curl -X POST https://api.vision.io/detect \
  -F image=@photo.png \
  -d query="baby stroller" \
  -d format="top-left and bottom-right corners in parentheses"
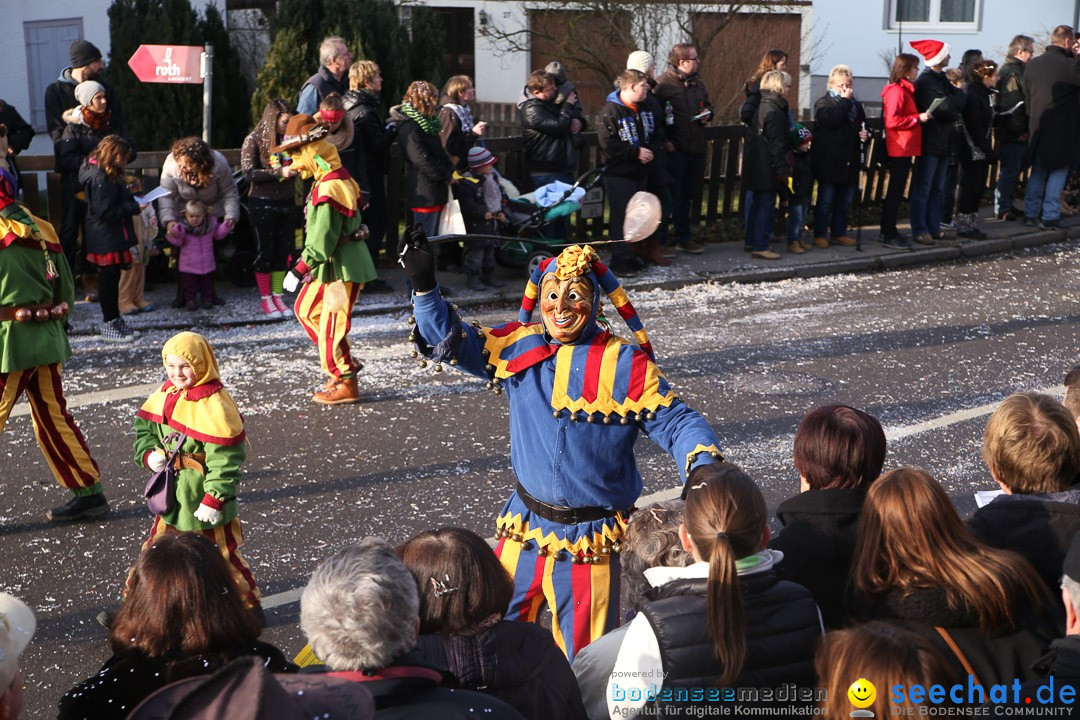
top-left (497, 167), bottom-right (605, 276)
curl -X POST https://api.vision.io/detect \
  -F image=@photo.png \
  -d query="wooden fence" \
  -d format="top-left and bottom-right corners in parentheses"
top-left (15, 118), bottom-right (1007, 244)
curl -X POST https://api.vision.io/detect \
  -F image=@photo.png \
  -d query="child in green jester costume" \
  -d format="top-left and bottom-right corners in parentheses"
top-left (399, 229), bottom-right (725, 660)
top-left (0, 123), bottom-right (107, 521)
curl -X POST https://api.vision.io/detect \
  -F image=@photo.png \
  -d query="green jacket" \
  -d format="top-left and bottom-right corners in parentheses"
top-left (996, 55), bottom-right (1029, 144)
top-left (301, 201), bottom-right (377, 284)
top-left (133, 416), bottom-right (244, 531)
top-left (0, 216), bottom-right (74, 374)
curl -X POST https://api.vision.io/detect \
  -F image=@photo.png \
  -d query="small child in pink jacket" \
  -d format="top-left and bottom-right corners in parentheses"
top-left (166, 200), bottom-right (230, 309)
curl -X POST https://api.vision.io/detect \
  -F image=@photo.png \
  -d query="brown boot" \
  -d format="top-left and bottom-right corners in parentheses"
top-left (312, 378), bottom-right (360, 405)
top-left (641, 237), bottom-right (671, 266)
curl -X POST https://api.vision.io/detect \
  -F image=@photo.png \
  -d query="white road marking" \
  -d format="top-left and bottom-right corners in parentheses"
top-left (8, 382), bottom-right (161, 419)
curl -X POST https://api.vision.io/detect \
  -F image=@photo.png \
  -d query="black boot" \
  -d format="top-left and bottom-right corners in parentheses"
top-left (481, 269), bottom-right (504, 288)
top-left (466, 270), bottom-right (485, 291)
top-left (48, 493), bottom-right (110, 522)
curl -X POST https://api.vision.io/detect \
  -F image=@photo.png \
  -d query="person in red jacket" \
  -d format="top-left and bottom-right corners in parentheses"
top-left (880, 53), bottom-right (931, 249)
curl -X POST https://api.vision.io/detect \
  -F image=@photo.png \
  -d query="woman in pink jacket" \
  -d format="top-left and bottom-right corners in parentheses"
top-left (880, 53), bottom-right (931, 249)
top-left (166, 199), bottom-right (231, 309)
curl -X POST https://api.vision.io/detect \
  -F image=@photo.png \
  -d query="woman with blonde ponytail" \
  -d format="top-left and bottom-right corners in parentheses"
top-left (590, 464), bottom-right (822, 719)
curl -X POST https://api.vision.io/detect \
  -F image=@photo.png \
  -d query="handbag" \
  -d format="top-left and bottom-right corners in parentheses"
top-left (437, 185), bottom-right (466, 236)
top-left (144, 432), bottom-right (185, 516)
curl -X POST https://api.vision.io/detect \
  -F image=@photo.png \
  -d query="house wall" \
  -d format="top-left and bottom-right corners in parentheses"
top-left (809, 0), bottom-right (1067, 109)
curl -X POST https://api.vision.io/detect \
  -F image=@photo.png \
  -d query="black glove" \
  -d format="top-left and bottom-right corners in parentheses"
top-left (397, 223), bottom-right (437, 293)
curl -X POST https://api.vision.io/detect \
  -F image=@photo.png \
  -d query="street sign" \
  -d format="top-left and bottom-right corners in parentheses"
top-left (127, 45), bottom-right (203, 84)
top-left (581, 186), bottom-right (605, 219)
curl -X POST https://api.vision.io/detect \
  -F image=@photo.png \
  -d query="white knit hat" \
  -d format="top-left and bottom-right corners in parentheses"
top-left (626, 50), bottom-right (653, 74)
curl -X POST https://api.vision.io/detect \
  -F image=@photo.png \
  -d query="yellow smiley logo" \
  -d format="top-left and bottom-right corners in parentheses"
top-left (847, 678), bottom-right (876, 709)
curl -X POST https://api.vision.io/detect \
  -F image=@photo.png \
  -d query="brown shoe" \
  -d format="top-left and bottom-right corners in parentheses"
top-left (751, 249), bottom-right (781, 260)
top-left (797, 239), bottom-right (813, 250)
top-left (813, 237), bottom-right (829, 248)
top-left (313, 378), bottom-right (360, 405)
top-left (787, 243), bottom-right (804, 255)
top-left (642, 248), bottom-right (671, 266)
top-left (913, 233), bottom-right (935, 245)
top-left (659, 245), bottom-right (678, 258)
top-left (831, 236), bottom-right (857, 246)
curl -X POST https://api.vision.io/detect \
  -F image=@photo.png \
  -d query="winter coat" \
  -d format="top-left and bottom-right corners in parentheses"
top-left (790, 150), bottom-right (813, 203)
top-left (643, 89), bottom-right (673, 187)
top-left (416, 621), bottom-right (587, 720)
top-left (79, 160), bottom-right (139, 258)
top-left (597, 90), bottom-right (662, 182)
top-left (967, 486), bottom-right (1080, 608)
top-left (55, 108), bottom-right (133, 191)
top-left (344, 89), bottom-right (392, 178)
top-left (166, 216), bottom-right (230, 276)
top-left (57, 640), bottom-right (295, 720)
top-left (769, 487), bottom-right (866, 629)
top-left (517, 89), bottom-right (576, 174)
top-left (867, 586), bottom-right (1058, 687)
top-left (995, 55), bottom-right (1030, 145)
top-left (961, 81), bottom-right (995, 161)
top-left (438, 100), bottom-right (481, 172)
top-left (742, 91), bottom-right (791, 193)
top-left (0, 100), bottom-right (34, 154)
top-left (1020, 636), bottom-right (1080, 708)
top-left (914, 68), bottom-right (965, 157)
top-left (881, 78), bottom-right (922, 158)
top-left (239, 128), bottom-right (297, 203)
top-left (44, 68), bottom-right (127, 146)
top-left (654, 69), bottom-right (714, 154)
top-left (811, 91), bottom-right (867, 185)
top-left (390, 106), bottom-right (454, 209)
top-left (298, 65), bottom-right (346, 115)
top-left (453, 170), bottom-right (506, 240)
top-left (157, 150), bottom-right (240, 226)
top-left (1024, 45), bottom-right (1080, 170)
top-left (738, 80), bottom-right (762, 126)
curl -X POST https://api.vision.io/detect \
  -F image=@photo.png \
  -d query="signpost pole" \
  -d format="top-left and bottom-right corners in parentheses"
top-left (201, 43), bottom-right (214, 143)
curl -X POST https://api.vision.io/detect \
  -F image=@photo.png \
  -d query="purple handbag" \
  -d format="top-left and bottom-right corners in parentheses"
top-left (144, 432), bottom-right (185, 516)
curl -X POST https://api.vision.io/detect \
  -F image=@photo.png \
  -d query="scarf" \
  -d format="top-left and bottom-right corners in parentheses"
top-left (827, 88), bottom-right (859, 123)
top-left (441, 102), bottom-right (474, 134)
top-left (401, 102), bottom-right (442, 135)
top-left (180, 214), bottom-right (211, 237)
top-left (81, 106), bottom-right (112, 133)
top-left (137, 332), bottom-right (245, 446)
top-left (316, 111), bottom-right (355, 153)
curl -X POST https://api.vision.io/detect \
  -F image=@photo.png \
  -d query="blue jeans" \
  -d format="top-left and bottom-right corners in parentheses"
top-left (667, 151), bottom-right (706, 245)
top-left (411, 209), bottom-right (441, 237)
top-left (1024, 159), bottom-right (1068, 222)
top-left (994, 141), bottom-right (1026, 215)
top-left (910, 154), bottom-right (949, 236)
top-left (745, 190), bottom-right (776, 251)
top-left (812, 182), bottom-right (855, 239)
top-left (787, 202), bottom-right (808, 244)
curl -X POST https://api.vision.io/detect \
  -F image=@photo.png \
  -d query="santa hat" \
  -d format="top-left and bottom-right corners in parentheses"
top-left (910, 39), bottom-right (951, 67)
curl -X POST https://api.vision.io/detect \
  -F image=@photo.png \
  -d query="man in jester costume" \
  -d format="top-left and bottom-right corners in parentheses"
top-left (399, 228), bottom-right (724, 660)
top-left (279, 114), bottom-right (377, 405)
top-left (0, 123), bottom-right (107, 521)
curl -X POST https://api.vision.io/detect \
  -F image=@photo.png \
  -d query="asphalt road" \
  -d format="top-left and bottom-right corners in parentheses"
top-left (3, 241), bottom-right (1079, 718)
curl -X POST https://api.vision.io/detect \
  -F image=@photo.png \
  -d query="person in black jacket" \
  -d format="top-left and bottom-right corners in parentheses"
top-left (399, 527), bottom-right (587, 720)
top-left (345, 61), bottom-right (393, 267)
top-left (598, 69), bottom-right (663, 274)
top-left (0, 99), bottom-right (34, 193)
top-left (44, 39), bottom-right (128, 281)
top-left (967, 392), bottom-right (1080, 610)
top-left (518, 70), bottom-right (578, 188)
top-left (810, 65), bottom-right (867, 249)
top-left (438, 75), bottom-right (487, 172)
top-left (78, 135), bottom-right (141, 342)
top-left (770, 404), bottom-right (886, 629)
top-left (741, 70), bottom-right (790, 261)
top-left (55, 81), bottom-right (132, 204)
top-left (909, 39), bottom-right (965, 245)
top-left (955, 60), bottom-right (998, 240)
top-left (993, 35), bottom-right (1034, 220)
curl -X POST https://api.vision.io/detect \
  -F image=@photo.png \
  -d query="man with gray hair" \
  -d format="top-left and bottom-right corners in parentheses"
top-left (297, 36), bottom-right (352, 115)
top-left (299, 538), bottom-right (524, 718)
top-left (993, 34), bottom-right (1033, 221)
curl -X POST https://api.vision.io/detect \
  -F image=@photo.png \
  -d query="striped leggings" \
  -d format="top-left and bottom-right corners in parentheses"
top-left (128, 515), bottom-right (262, 609)
top-left (294, 279), bottom-right (362, 379)
top-left (0, 364), bottom-right (100, 491)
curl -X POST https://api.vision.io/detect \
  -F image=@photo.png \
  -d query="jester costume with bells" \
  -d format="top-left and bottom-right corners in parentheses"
top-left (279, 114), bottom-right (377, 405)
top-left (132, 331), bottom-right (260, 609)
top-left (401, 232), bottom-right (724, 660)
top-left (0, 124), bottom-right (106, 521)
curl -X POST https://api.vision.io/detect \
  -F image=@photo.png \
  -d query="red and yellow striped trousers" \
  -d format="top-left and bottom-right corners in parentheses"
top-left (294, 280), bottom-right (362, 379)
top-left (127, 516), bottom-right (262, 609)
top-left (0, 363), bottom-right (99, 490)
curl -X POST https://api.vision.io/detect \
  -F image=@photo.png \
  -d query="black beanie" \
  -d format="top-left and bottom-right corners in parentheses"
top-left (69, 40), bottom-right (103, 69)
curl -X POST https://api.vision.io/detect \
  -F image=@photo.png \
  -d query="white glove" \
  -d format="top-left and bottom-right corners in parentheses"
top-left (194, 503), bottom-right (223, 525)
top-left (282, 270), bottom-right (302, 293)
top-left (147, 450), bottom-right (168, 472)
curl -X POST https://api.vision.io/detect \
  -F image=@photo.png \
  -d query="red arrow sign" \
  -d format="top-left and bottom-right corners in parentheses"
top-left (127, 45), bottom-right (203, 84)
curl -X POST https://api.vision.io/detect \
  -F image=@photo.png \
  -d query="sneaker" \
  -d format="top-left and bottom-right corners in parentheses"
top-left (880, 236), bottom-right (911, 250)
top-left (362, 278), bottom-right (394, 294)
top-left (1039, 218), bottom-right (1064, 230)
top-left (1022, 216), bottom-right (1038, 228)
top-left (260, 296), bottom-right (283, 318)
top-left (939, 220), bottom-right (956, 230)
top-left (750, 249), bottom-right (781, 260)
top-left (831, 236), bottom-right (857, 247)
top-left (47, 493), bottom-right (109, 522)
top-left (100, 319), bottom-right (135, 343)
top-left (116, 318), bottom-right (142, 339)
top-left (676, 240), bottom-right (705, 254)
top-left (271, 294), bottom-right (293, 317)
